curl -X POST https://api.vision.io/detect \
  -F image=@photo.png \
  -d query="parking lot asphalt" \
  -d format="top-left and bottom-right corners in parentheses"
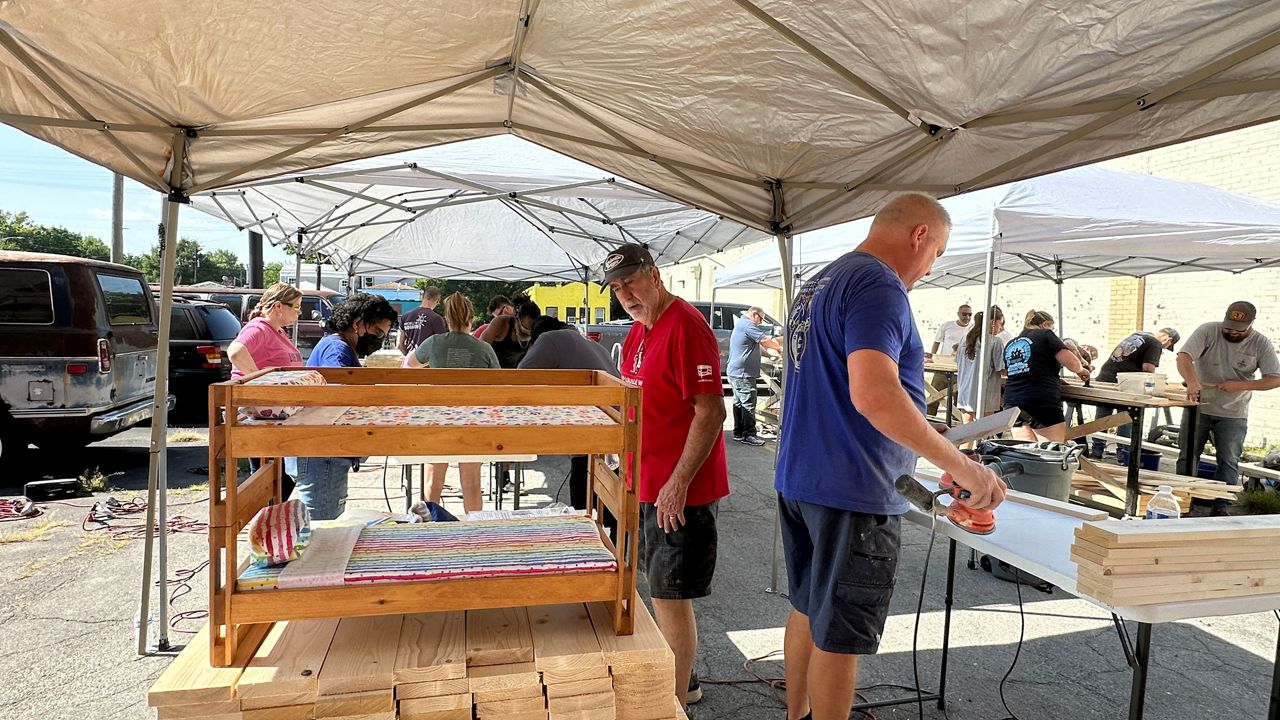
top-left (1, 405), bottom-right (1277, 719)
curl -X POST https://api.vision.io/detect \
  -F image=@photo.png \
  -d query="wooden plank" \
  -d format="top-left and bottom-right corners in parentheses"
top-left (240, 705), bottom-right (315, 720)
top-left (240, 691), bottom-right (318, 710)
top-left (234, 383), bottom-right (624, 408)
top-left (318, 615), bottom-right (404, 695)
top-left (489, 712), bottom-right (551, 720)
top-left (1002, 488), bottom-right (1109, 520)
top-left (1079, 573), bottom-right (1280, 605)
top-left (1099, 557), bottom-right (1280, 576)
top-left (237, 619), bottom-right (339, 699)
top-left (148, 624), bottom-right (246, 707)
top-left (400, 693), bottom-right (472, 715)
top-left (529, 604), bottom-right (607, 673)
top-left (546, 676), bottom-right (615, 698)
top-left (1063, 411), bottom-right (1133, 441)
top-left (155, 698), bottom-right (240, 719)
top-left (395, 611), bottom-right (467, 683)
top-left (231, 573), bottom-right (618, 625)
top-left (542, 664), bottom-right (611, 684)
top-left (940, 407), bottom-right (1018, 447)
top-left (231, 425), bottom-right (623, 463)
top-left (476, 694), bottom-right (549, 715)
top-left (549, 706), bottom-right (618, 720)
top-left (1078, 515), bottom-right (1280, 546)
top-left (315, 688), bottom-right (394, 718)
top-left (468, 607), bottom-right (536, 667)
top-left (467, 662), bottom-right (542, 693)
top-left (547, 691), bottom-right (615, 712)
top-left (304, 367), bottom-right (601, 387)
top-left (474, 682), bottom-right (546, 703)
top-left (396, 678), bottom-right (470, 699)
top-left (1072, 527), bottom-right (1276, 552)
top-left (1080, 567), bottom-right (1280, 591)
top-left (1076, 457), bottom-right (1129, 501)
top-left (400, 706), bottom-right (472, 720)
top-left (587, 598), bottom-right (672, 667)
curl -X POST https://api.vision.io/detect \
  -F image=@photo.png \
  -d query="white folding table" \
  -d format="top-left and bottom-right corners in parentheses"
top-left (904, 474), bottom-right (1280, 719)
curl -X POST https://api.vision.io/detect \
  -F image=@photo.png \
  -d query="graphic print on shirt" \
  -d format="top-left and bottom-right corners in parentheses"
top-left (1004, 337), bottom-right (1033, 377)
top-left (1110, 333), bottom-right (1144, 362)
top-left (787, 276), bottom-right (831, 371)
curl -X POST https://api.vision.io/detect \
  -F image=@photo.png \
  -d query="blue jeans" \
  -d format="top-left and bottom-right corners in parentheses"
top-left (295, 457), bottom-right (352, 520)
top-left (728, 376), bottom-right (757, 438)
top-left (1177, 413), bottom-right (1247, 506)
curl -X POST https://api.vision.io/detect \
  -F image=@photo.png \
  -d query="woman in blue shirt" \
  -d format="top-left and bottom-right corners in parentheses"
top-left (298, 293), bottom-right (398, 519)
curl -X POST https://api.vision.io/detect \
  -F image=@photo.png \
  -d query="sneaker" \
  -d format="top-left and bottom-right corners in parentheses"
top-left (731, 434), bottom-right (744, 442)
top-left (686, 672), bottom-right (703, 705)
top-left (741, 435), bottom-right (766, 446)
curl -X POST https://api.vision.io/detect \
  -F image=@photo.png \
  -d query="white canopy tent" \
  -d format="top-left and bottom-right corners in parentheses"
top-left (189, 136), bottom-right (767, 284)
top-left (716, 166), bottom-right (1280, 294)
top-left (5, 2), bottom-right (1280, 653)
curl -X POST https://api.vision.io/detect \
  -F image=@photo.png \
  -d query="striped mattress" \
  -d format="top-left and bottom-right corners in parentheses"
top-left (237, 515), bottom-right (617, 591)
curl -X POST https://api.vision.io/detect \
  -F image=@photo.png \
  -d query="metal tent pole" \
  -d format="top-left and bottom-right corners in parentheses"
top-left (138, 135), bottom-right (186, 654)
top-left (767, 232), bottom-right (795, 595)
top-left (974, 247), bottom-right (997, 417)
top-left (292, 233), bottom-right (304, 344)
top-left (1055, 256), bottom-right (1065, 337)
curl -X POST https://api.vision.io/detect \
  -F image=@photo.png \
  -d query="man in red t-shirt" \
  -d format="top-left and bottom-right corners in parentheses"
top-left (604, 243), bottom-right (728, 709)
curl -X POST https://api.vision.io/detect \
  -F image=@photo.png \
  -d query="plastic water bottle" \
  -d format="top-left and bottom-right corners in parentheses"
top-left (1144, 485), bottom-right (1181, 520)
top-left (1143, 378), bottom-right (1156, 395)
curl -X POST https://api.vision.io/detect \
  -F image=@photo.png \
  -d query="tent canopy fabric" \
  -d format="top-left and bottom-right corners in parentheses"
top-left (4, 3), bottom-right (1280, 235)
top-left (188, 136), bottom-right (767, 282)
top-left (714, 166), bottom-right (1280, 291)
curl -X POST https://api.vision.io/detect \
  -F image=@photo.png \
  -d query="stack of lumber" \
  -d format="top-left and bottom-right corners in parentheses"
top-left (1072, 515), bottom-right (1280, 605)
top-left (1070, 456), bottom-right (1239, 516)
top-left (148, 594), bottom-right (680, 720)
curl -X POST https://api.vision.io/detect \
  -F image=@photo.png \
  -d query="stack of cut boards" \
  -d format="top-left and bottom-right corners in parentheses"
top-left (148, 595), bottom-right (687, 720)
top-left (1069, 457), bottom-right (1239, 517)
top-left (1072, 515), bottom-right (1280, 605)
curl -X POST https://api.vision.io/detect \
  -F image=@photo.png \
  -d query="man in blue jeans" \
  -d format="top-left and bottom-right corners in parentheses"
top-left (728, 306), bottom-right (782, 446)
top-left (1176, 301), bottom-right (1280, 515)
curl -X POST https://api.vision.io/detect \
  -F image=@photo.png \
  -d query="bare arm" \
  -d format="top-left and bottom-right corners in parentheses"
top-left (479, 316), bottom-right (509, 343)
top-left (227, 341), bottom-right (258, 376)
top-left (1141, 362), bottom-right (1157, 373)
top-left (404, 352), bottom-right (426, 368)
top-left (653, 392), bottom-right (728, 532)
top-left (1219, 375), bottom-right (1280, 393)
top-left (1177, 352), bottom-right (1201, 401)
top-left (396, 331), bottom-right (408, 355)
top-left (848, 350), bottom-right (1005, 509)
top-left (761, 336), bottom-right (782, 353)
top-left (1055, 348), bottom-right (1089, 381)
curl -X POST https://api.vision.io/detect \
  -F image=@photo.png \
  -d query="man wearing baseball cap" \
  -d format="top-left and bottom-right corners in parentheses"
top-left (1176, 301), bottom-right (1280, 514)
top-left (602, 243), bottom-right (728, 709)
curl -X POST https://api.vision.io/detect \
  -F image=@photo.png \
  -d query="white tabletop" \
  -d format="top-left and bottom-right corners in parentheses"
top-left (907, 471), bottom-right (1280, 624)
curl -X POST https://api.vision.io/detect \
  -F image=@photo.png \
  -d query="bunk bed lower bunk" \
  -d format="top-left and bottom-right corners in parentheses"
top-left (207, 367), bottom-right (640, 667)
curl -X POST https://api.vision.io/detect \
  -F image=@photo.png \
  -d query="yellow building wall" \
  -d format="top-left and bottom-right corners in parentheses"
top-left (526, 281), bottom-right (612, 323)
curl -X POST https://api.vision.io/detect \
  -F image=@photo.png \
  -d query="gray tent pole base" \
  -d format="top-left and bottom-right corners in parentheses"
top-left (138, 192), bottom-right (181, 655)
top-left (766, 232), bottom-right (794, 596)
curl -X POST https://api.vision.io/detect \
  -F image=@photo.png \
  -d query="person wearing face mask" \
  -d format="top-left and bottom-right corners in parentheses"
top-left (1176, 301), bottom-right (1280, 514)
top-left (298, 292), bottom-right (398, 519)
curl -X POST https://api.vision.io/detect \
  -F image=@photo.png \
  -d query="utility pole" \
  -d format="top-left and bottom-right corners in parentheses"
top-left (111, 174), bottom-right (124, 263)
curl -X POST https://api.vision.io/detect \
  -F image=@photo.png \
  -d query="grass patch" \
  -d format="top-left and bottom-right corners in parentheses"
top-left (0, 519), bottom-right (68, 544)
top-left (1239, 489), bottom-right (1280, 515)
top-left (168, 430), bottom-right (205, 443)
top-left (172, 482), bottom-right (209, 496)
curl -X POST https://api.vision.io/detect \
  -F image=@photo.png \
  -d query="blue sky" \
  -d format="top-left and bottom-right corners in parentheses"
top-left (0, 124), bottom-right (288, 263)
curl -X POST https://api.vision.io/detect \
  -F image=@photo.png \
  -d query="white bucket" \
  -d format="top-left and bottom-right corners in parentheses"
top-left (1116, 372), bottom-right (1166, 396)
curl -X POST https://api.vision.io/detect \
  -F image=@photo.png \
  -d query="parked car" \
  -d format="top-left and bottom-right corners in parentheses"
top-left (585, 300), bottom-right (783, 390)
top-left (165, 297), bottom-right (240, 417)
top-left (161, 285), bottom-right (345, 359)
top-left (0, 251), bottom-right (174, 464)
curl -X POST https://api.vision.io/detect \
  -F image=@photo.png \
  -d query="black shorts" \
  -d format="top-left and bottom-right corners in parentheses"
top-left (1007, 402), bottom-right (1065, 429)
top-left (639, 501), bottom-right (718, 600)
top-left (778, 495), bottom-right (901, 654)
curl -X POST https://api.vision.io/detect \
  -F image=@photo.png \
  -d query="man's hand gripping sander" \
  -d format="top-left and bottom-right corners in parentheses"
top-left (896, 451), bottom-right (1023, 535)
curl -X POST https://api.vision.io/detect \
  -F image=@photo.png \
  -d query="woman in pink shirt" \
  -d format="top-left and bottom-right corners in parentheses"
top-left (226, 283), bottom-right (304, 499)
top-left (228, 283), bottom-right (304, 377)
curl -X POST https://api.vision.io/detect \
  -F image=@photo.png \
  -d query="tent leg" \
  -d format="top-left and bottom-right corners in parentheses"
top-left (292, 236), bottom-right (304, 344)
top-left (974, 248), bottom-right (997, 417)
top-left (138, 192), bottom-right (182, 654)
top-left (767, 233), bottom-right (794, 596)
top-left (1055, 257), bottom-right (1065, 338)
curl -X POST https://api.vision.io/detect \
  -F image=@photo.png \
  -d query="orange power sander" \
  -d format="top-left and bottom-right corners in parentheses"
top-left (896, 453), bottom-right (1017, 535)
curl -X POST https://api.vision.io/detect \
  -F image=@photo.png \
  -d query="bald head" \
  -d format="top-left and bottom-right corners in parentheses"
top-left (869, 193), bottom-right (951, 237)
top-left (858, 193), bottom-right (952, 289)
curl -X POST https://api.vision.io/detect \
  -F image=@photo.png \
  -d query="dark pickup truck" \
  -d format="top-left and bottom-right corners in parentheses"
top-left (585, 300), bottom-right (783, 388)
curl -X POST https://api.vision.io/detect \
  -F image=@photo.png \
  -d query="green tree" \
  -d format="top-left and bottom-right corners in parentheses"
top-left (123, 237), bottom-right (246, 286)
top-left (0, 210), bottom-right (110, 261)
top-left (263, 261), bottom-right (282, 286)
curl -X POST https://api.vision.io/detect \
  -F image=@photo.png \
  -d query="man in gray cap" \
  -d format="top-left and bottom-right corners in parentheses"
top-left (1176, 301), bottom-right (1280, 513)
top-left (602, 243), bottom-right (728, 709)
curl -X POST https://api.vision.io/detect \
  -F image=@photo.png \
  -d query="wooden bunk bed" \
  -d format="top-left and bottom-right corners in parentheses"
top-left (207, 367), bottom-right (640, 667)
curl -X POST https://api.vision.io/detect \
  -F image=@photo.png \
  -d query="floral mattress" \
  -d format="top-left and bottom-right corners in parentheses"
top-left (237, 515), bottom-right (616, 591)
top-left (237, 404), bottom-right (615, 426)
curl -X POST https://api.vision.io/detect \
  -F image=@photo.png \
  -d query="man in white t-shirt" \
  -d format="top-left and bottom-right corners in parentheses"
top-left (925, 304), bottom-right (971, 415)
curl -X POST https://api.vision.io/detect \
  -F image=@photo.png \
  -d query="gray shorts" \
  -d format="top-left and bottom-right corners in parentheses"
top-left (778, 494), bottom-right (901, 654)
top-left (639, 501), bottom-right (718, 600)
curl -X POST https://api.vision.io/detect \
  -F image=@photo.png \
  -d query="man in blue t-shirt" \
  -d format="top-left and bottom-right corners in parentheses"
top-left (727, 306), bottom-right (781, 446)
top-left (775, 193), bottom-right (1006, 720)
